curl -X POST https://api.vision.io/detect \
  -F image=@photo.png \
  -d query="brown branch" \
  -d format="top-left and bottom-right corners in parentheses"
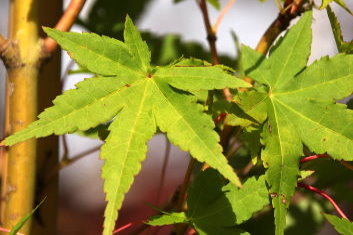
top-left (340, 160), bottom-right (353, 171)
top-left (43, 0), bottom-right (86, 53)
top-left (156, 137), bottom-right (172, 205)
top-left (198, 0), bottom-right (220, 65)
top-left (255, 0), bottom-right (305, 54)
top-left (177, 158), bottom-right (196, 212)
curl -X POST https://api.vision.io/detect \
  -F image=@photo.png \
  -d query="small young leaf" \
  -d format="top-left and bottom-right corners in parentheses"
top-left (147, 212), bottom-right (188, 226)
top-left (10, 198), bottom-right (46, 235)
top-left (323, 214), bottom-right (353, 235)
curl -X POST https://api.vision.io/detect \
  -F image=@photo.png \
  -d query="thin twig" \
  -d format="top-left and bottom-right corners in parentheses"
top-left (156, 136), bottom-right (172, 205)
top-left (0, 34), bottom-right (7, 49)
top-left (113, 220), bottom-right (146, 234)
top-left (45, 145), bottom-right (100, 183)
top-left (297, 183), bottom-right (350, 221)
top-left (43, 0), bottom-right (87, 53)
top-left (197, 0), bottom-right (220, 64)
top-left (177, 158), bottom-right (195, 212)
top-left (299, 154), bottom-right (353, 171)
top-left (213, 0), bottom-right (237, 33)
top-left (275, 0), bottom-right (283, 11)
top-left (175, 158), bottom-right (195, 235)
top-left (61, 59), bottom-right (76, 84)
top-left (61, 135), bottom-right (70, 162)
top-left (340, 160), bottom-right (353, 171)
top-left (0, 226), bottom-right (24, 235)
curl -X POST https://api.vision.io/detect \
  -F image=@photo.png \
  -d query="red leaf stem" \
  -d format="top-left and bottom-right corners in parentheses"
top-left (113, 220), bottom-right (146, 234)
top-left (214, 113), bottom-right (227, 125)
top-left (300, 154), bottom-right (329, 164)
top-left (297, 183), bottom-right (350, 221)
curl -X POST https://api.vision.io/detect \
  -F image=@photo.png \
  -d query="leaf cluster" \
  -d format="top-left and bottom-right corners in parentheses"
top-left (3, 2), bottom-right (353, 235)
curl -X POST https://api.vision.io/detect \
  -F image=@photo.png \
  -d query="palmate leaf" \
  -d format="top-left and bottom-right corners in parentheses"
top-left (324, 214), bottom-right (353, 235)
top-left (242, 10), bottom-right (353, 234)
top-left (2, 16), bottom-right (250, 235)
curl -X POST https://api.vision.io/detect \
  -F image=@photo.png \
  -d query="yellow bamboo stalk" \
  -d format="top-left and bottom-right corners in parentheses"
top-left (1, 0), bottom-right (41, 233)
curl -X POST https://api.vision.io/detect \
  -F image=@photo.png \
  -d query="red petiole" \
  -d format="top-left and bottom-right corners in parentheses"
top-left (297, 183), bottom-right (350, 221)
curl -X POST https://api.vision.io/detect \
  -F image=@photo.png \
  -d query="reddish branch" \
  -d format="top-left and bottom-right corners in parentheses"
top-left (213, 0), bottom-right (237, 33)
top-left (43, 0), bottom-right (86, 53)
top-left (340, 160), bottom-right (353, 171)
top-left (0, 226), bottom-right (24, 235)
top-left (214, 113), bottom-right (227, 125)
top-left (297, 183), bottom-right (350, 221)
top-left (113, 220), bottom-right (146, 234)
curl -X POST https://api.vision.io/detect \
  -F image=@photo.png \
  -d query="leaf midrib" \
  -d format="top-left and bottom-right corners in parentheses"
top-left (271, 17), bottom-right (308, 89)
top-left (268, 97), bottom-right (287, 235)
top-left (104, 81), bottom-right (151, 232)
top-left (152, 81), bottom-right (228, 174)
top-left (274, 97), bottom-right (353, 143)
top-left (274, 73), bottom-right (353, 97)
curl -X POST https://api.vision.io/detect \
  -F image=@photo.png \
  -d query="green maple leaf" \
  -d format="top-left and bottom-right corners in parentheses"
top-left (324, 214), bottom-right (353, 235)
top-left (242, 10), bottom-right (353, 234)
top-left (2, 16), bottom-right (249, 235)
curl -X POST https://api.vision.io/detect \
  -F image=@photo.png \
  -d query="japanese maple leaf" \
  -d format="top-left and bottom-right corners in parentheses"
top-left (242, 11), bottom-right (353, 234)
top-left (2, 16), bottom-right (250, 235)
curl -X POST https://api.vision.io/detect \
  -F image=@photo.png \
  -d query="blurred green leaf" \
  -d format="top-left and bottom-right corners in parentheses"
top-left (324, 214), bottom-right (353, 235)
top-left (78, 0), bottom-right (153, 37)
